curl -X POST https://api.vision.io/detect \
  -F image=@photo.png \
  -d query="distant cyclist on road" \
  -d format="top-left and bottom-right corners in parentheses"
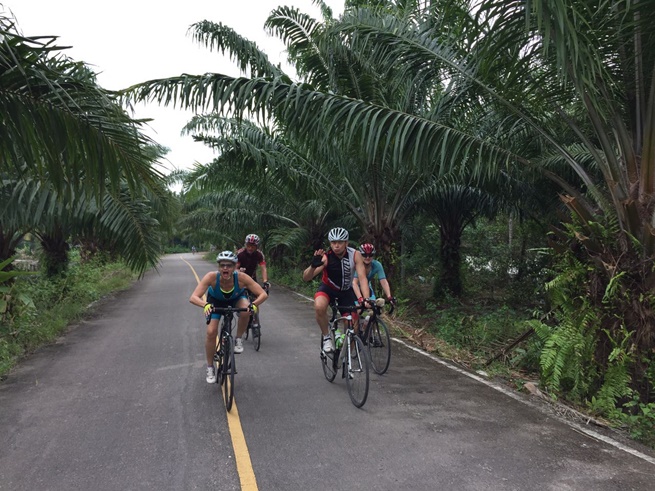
top-left (236, 234), bottom-right (270, 329)
top-left (302, 227), bottom-right (370, 353)
top-left (236, 234), bottom-right (269, 288)
top-left (189, 250), bottom-right (268, 383)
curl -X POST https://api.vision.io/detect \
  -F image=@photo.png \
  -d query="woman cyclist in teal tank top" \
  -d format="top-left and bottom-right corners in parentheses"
top-left (189, 251), bottom-right (268, 384)
top-left (207, 270), bottom-right (248, 320)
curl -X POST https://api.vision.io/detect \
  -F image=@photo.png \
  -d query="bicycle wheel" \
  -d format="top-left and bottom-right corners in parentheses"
top-left (367, 318), bottom-right (391, 375)
top-left (346, 335), bottom-right (370, 408)
top-left (253, 322), bottom-right (261, 351)
top-left (222, 336), bottom-right (236, 411)
top-left (321, 333), bottom-right (337, 382)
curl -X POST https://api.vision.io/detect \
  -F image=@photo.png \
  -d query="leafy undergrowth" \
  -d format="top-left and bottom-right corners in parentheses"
top-left (388, 299), bottom-right (655, 449)
top-left (0, 256), bottom-right (136, 378)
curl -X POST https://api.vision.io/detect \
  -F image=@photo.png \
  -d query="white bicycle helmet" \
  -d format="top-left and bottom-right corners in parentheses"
top-left (216, 250), bottom-right (238, 263)
top-left (328, 227), bottom-right (349, 241)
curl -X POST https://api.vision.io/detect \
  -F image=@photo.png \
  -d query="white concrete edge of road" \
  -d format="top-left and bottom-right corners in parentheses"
top-left (291, 291), bottom-right (655, 467)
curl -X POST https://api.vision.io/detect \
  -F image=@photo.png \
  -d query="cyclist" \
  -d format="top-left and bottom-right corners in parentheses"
top-left (236, 234), bottom-right (269, 287)
top-left (353, 243), bottom-right (396, 304)
top-left (302, 227), bottom-right (370, 353)
top-left (191, 245), bottom-right (197, 255)
top-left (236, 234), bottom-right (270, 328)
top-left (189, 250), bottom-right (268, 383)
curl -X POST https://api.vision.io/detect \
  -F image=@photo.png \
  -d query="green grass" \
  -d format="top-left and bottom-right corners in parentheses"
top-left (268, 265), bottom-right (316, 297)
top-left (0, 257), bottom-right (136, 377)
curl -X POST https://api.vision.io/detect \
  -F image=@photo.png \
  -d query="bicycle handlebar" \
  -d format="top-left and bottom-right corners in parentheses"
top-left (330, 298), bottom-right (394, 314)
top-left (210, 306), bottom-right (251, 314)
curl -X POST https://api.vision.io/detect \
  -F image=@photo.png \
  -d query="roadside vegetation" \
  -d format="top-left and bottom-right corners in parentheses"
top-left (0, 248), bottom-right (135, 376)
top-left (3, 1), bottom-right (655, 449)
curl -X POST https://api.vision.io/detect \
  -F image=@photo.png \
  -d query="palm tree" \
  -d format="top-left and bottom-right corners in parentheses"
top-left (1, 175), bottom-right (167, 276)
top-left (1, 14), bottom-right (175, 276)
top-left (418, 179), bottom-right (500, 297)
top-left (125, 1), bottom-right (655, 404)
top-left (179, 116), bottom-right (354, 254)
top-left (128, 4), bottom-right (459, 279)
top-left (1, 14), bottom-right (163, 196)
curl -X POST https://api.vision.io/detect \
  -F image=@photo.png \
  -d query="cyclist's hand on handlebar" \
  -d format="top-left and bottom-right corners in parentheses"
top-left (203, 303), bottom-right (213, 324)
top-left (249, 304), bottom-right (259, 314)
top-left (387, 295), bottom-right (396, 305)
top-left (263, 281), bottom-right (271, 291)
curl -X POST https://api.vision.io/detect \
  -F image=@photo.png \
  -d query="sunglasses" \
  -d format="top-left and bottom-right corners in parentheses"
top-left (218, 263), bottom-right (235, 269)
top-left (362, 254), bottom-right (374, 258)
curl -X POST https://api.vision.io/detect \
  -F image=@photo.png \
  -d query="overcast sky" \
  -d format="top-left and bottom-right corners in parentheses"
top-left (6, 0), bottom-right (344, 174)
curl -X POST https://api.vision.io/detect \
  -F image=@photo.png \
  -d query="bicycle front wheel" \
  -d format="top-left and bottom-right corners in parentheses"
top-left (367, 318), bottom-right (391, 375)
top-left (321, 332), bottom-right (337, 382)
top-left (346, 335), bottom-right (369, 408)
top-left (222, 336), bottom-right (236, 411)
top-left (253, 324), bottom-right (261, 351)
top-left (252, 312), bottom-right (261, 351)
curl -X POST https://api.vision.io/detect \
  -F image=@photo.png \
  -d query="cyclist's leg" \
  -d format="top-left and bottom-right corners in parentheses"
top-left (337, 288), bottom-right (360, 331)
top-left (205, 316), bottom-right (221, 366)
top-left (359, 291), bottom-right (375, 333)
top-left (235, 296), bottom-right (251, 339)
top-left (315, 286), bottom-right (334, 352)
top-left (314, 288), bottom-right (331, 336)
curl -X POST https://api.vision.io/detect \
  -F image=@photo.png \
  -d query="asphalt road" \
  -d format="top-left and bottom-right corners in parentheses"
top-left (1, 253), bottom-right (654, 490)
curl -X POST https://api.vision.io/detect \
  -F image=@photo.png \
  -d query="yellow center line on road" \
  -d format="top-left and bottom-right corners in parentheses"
top-left (182, 256), bottom-right (259, 490)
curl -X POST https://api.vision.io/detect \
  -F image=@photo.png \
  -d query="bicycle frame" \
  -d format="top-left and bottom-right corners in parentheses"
top-left (211, 305), bottom-right (249, 411)
top-left (361, 298), bottom-right (394, 339)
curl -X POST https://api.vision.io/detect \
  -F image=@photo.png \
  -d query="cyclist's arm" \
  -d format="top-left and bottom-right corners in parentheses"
top-left (189, 271), bottom-right (216, 308)
top-left (379, 278), bottom-right (392, 299)
top-left (259, 262), bottom-right (269, 283)
top-left (354, 251), bottom-right (371, 299)
top-left (352, 277), bottom-right (365, 302)
top-left (302, 250), bottom-right (325, 281)
top-left (238, 272), bottom-right (268, 306)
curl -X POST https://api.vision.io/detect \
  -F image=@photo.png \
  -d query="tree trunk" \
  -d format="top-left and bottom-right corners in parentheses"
top-left (370, 224), bottom-right (400, 290)
top-left (38, 229), bottom-right (70, 277)
top-left (438, 220), bottom-right (463, 297)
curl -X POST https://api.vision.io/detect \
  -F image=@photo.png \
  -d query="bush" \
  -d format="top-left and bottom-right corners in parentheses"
top-left (0, 256), bottom-right (135, 377)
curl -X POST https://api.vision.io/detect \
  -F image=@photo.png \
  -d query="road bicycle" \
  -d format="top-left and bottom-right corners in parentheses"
top-left (210, 305), bottom-right (250, 411)
top-left (320, 302), bottom-right (371, 408)
top-left (243, 283), bottom-right (269, 351)
top-left (359, 298), bottom-right (394, 375)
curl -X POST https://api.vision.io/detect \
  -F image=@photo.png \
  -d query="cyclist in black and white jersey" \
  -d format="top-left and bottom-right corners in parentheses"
top-left (302, 227), bottom-right (370, 352)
